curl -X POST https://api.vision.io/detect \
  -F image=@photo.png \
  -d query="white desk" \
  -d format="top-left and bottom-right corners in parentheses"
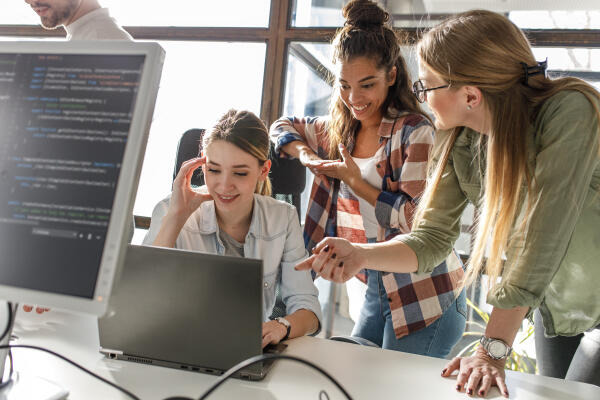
top-left (11, 311), bottom-right (600, 400)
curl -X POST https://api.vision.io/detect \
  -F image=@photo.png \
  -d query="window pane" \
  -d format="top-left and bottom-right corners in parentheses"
top-left (292, 0), bottom-right (347, 27)
top-left (533, 47), bottom-right (600, 90)
top-left (102, 0), bottom-right (271, 27)
top-left (1, 1), bottom-right (271, 27)
top-left (134, 41), bottom-right (266, 217)
top-left (291, 0), bottom-right (600, 29)
top-left (282, 42), bottom-right (333, 220)
top-left (284, 43), bottom-right (333, 117)
top-left (510, 10), bottom-right (600, 29)
top-left (0, 3), bottom-right (40, 25)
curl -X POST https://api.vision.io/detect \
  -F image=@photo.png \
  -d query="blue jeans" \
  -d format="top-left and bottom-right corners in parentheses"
top-left (351, 269), bottom-right (467, 358)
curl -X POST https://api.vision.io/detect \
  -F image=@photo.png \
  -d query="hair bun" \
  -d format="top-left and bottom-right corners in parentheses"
top-left (343, 0), bottom-right (389, 29)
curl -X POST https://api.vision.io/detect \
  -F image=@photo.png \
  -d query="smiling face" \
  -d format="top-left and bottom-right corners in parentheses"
top-left (202, 140), bottom-right (270, 218)
top-left (25, 0), bottom-right (81, 29)
top-left (337, 56), bottom-right (396, 128)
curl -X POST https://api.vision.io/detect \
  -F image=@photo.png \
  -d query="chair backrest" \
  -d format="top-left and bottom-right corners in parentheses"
top-left (173, 128), bottom-right (205, 187)
top-left (268, 142), bottom-right (306, 221)
top-left (173, 129), bottom-right (306, 220)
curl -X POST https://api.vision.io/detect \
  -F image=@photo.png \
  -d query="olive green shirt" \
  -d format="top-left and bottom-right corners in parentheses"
top-left (395, 90), bottom-right (600, 336)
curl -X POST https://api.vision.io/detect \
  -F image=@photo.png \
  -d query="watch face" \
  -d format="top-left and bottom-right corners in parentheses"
top-left (489, 341), bottom-right (507, 358)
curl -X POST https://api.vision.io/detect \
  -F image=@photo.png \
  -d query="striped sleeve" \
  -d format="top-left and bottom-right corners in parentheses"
top-left (375, 115), bottom-right (434, 233)
top-left (269, 116), bottom-right (328, 158)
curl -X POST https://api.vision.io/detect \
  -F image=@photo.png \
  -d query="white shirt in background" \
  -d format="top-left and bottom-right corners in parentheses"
top-left (346, 146), bottom-right (385, 322)
top-left (65, 8), bottom-right (132, 41)
top-left (349, 146), bottom-right (385, 240)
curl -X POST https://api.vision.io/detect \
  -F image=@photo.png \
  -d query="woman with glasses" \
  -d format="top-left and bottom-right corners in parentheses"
top-left (298, 9), bottom-right (600, 397)
top-left (270, 0), bottom-right (466, 357)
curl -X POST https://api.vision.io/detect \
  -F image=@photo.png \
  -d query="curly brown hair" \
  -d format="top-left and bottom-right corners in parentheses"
top-left (327, 0), bottom-right (425, 159)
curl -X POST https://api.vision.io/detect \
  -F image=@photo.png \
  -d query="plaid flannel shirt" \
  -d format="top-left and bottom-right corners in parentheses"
top-left (270, 111), bottom-right (464, 339)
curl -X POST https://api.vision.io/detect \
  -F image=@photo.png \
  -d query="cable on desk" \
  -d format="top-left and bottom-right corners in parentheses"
top-left (0, 299), bottom-right (138, 398)
top-left (0, 347), bottom-right (13, 390)
top-left (0, 344), bottom-right (141, 400)
top-left (195, 353), bottom-right (353, 400)
top-left (0, 302), bottom-right (13, 343)
top-left (0, 302), bottom-right (14, 389)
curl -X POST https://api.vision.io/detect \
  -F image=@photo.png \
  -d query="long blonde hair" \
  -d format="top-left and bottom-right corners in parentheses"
top-left (202, 109), bottom-right (272, 196)
top-left (327, 0), bottom-right (425, 160)
top-left (415, 10), bottom-right (600, 286)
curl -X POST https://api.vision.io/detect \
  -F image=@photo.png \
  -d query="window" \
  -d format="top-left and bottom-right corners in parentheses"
top-left (291, 0), bottom-right (348, 27)
top-left (510, 10), bottom-right (600, 29)
top-left (134, 41), bottom-right (266, 218)
top-left (2, 0), bottom-right (599, 247)
top-left (535, 47), bottom-right (600, 91)
top-left (2, 0), bottom-right (600, 346)
top-left (2, 1), bottom-right (271, 27)
top-left (282, 42), bottom-right (333, 219)
top-left (101, 0), bottom-right (271, 27)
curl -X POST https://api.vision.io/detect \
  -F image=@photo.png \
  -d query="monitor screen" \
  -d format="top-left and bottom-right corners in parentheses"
top-left (0, 41), bottom-right (164, 315)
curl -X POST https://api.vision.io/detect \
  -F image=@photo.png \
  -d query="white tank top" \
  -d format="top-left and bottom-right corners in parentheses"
top-left (349, 146), bottom-right (384, 240)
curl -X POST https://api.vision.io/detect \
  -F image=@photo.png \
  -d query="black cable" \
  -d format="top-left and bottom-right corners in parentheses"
top-left (0, 303), bottom-right (139, 398)
top-left (0, 350), bottom-right (13, 390)
top-left (1, 305), bottom-right (346, 400)
top-left (0, 302), bottom-right (14, 389)
top-left (0, 302), bottom-right (12, 343)
top-left (0, 302), bottom-right (139, 398)
top-left (0, 344), bottom-right (140, 400)
top-left (196, 353), bottom-right (353, 400)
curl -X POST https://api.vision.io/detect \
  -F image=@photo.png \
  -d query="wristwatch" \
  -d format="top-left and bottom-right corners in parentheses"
top-left (479, 336), bottom-right (512, 360)
top-left (274, 317), bottom-right (291, 341)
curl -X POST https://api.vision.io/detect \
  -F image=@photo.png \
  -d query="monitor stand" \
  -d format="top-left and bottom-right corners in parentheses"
top-left (0, 303), bottom-right (68, 400)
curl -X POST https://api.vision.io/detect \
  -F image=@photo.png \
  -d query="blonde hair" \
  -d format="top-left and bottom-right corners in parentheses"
top-left (202, 109), bottom-right (272, 196)
top-left (328, 0), bottom-right (426, 160)
top-left (415, 10), bottom-right (600, 286)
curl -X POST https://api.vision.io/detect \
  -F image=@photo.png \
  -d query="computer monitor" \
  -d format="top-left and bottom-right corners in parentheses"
top-left (0, 41), bottom-right (164, 316)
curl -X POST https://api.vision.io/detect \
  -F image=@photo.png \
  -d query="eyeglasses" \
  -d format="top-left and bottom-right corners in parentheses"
top-left (412, 80), bottom-right (450, 103)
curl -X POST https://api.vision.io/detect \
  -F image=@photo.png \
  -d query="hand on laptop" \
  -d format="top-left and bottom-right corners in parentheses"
top-left (262, 320), bottom-right (288, 348)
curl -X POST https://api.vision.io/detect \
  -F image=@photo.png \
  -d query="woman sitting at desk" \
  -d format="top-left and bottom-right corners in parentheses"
top-left (144, 109), bottom-right (321, 348)
top-left (297, 9), bottom-right (600, 397)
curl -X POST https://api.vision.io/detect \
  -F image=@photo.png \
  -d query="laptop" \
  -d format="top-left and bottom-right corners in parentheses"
top-left (98, 244), bottom-right (285, 380)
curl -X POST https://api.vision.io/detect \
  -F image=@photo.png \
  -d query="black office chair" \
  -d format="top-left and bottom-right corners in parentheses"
top-left (268, 142), bottom-right (306, 221)
top-left (173, 128), bottom-right (205, 187)
top-left (172, 129), bottom-right (307, 320)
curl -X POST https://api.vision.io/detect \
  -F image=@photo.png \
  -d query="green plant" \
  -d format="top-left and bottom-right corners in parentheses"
top-left (458, 298), bottom-right (537, 374)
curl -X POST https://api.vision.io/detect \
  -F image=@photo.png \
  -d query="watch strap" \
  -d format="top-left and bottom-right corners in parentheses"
top-left (275, 317), bottom-right (291, 341)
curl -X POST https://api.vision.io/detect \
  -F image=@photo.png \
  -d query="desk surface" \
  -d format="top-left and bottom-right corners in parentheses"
top-left (11, 310), bottom-right (600, 400)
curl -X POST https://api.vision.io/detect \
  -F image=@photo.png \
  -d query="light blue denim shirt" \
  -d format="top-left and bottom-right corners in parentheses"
top-left (143, 194), bottom-right (322, 329)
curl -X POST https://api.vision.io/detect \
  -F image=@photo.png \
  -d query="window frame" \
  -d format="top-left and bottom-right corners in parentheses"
top-left (1, 0), bottom-right (599, 229)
